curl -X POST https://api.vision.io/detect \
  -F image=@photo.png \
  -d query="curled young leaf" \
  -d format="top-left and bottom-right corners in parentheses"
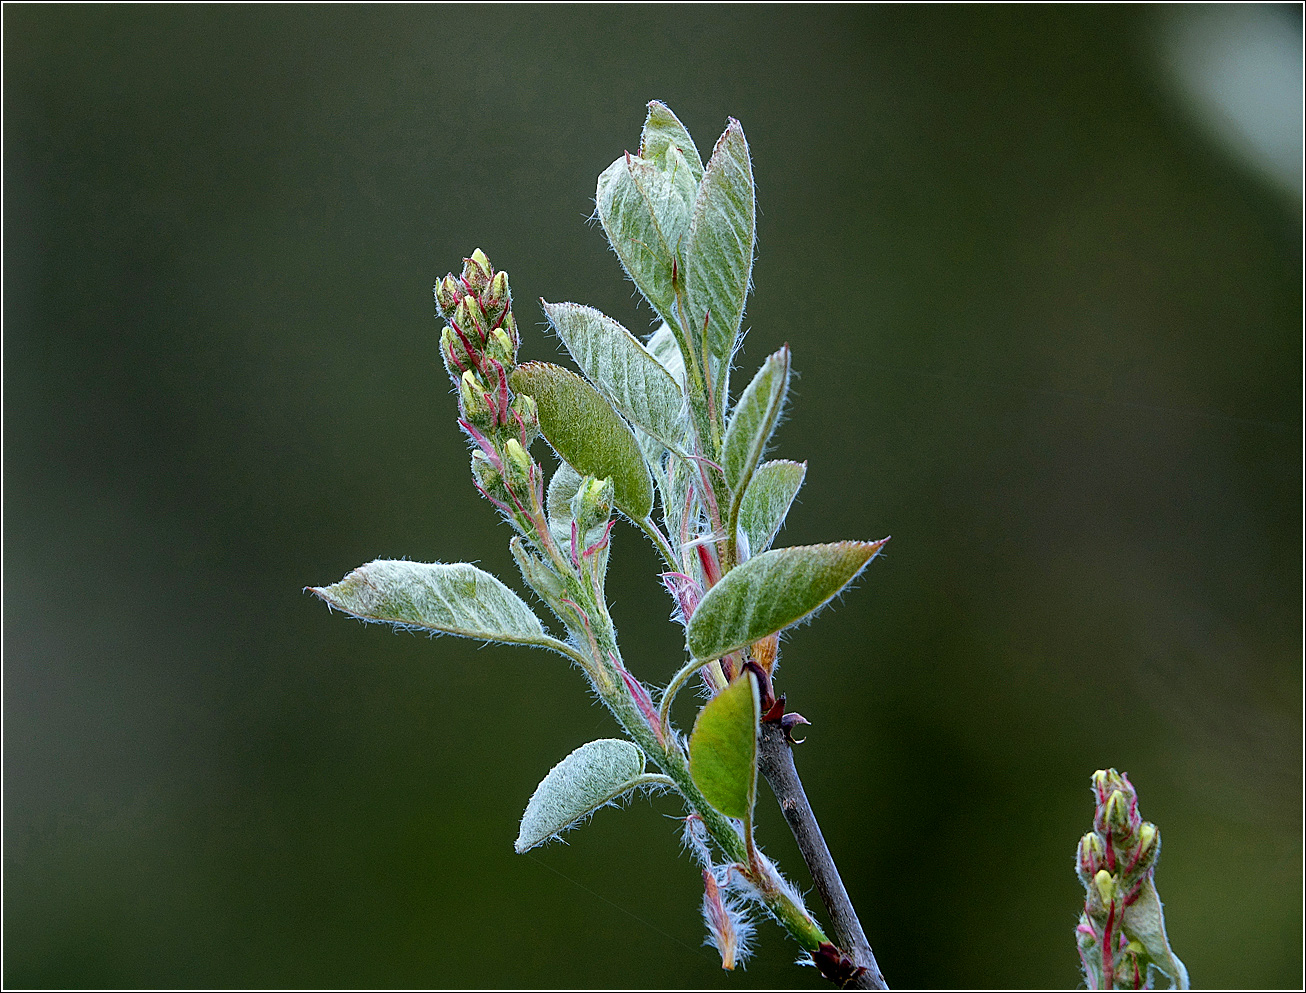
top-left (722, 346), bottom-right (790, 494)
top-left (510, 361), bottom-right (654, 520)
top-left (542, 301), bottom-right (686, 450)
top-left (738, 459), bottom-right (806, 555)
top-left (687, 540), bottom-right (888, 662)
top-left (684, 119), bottom-right (755, 381)
top-left (515, 739), bottom-right (650, 853)
top-left (688, 672), bottom-right (760, 821)
top-left (1122, 876), bottom-right (1190, 989)
top-left (310, 559), bottom-right (562, 652)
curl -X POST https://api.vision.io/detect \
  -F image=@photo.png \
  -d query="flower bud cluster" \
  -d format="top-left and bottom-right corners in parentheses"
top-left (1075, 769), bottom-right (1163, 990)
top-left (435, 251), bottom-right (541, 517)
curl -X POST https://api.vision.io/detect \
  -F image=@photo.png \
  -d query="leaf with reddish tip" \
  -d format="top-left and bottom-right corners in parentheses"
top-left (310, 559), bottom-right (569, 655)
top-left (689, 672), bottom-right (760, 821)
top-left (510, 362), bottom-right (654, 520)
top-left (687, 541), bottom-right (888, 662)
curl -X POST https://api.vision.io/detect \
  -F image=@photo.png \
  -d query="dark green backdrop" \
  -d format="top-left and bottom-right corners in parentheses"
top-left (5, 5), bottom-right (1301, 989)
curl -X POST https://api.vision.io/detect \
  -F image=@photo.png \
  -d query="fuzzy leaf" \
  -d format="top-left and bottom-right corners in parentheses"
top-left (511, 362), bottom-right (654, 520)
top-left (721, 346), bottom-right (790, 493)
top-left (683, 119), bottom-right (755, 373)
top-left (687, 541), bottom-right (888, 661)
top-left (546, 461), bottom-right (584, 530)
top-left (311, 559), bottom-right (558, 651)
top-left (688, 672), bottom-right (760, 820)
top-left (1122, 877), bottom-right (1189, 989)
top-left (738, 460), bottom-right (806, 555)
top-left (640, 100), bottom-right (704, 179)
top-left (542, 301), bottom-right (686, 450)
top-left (515, 739), bottom-right (647, 853)
top-left (595, 149), bottom-right (698, 327)
top-left (646, 321), bottom-right (688, 391)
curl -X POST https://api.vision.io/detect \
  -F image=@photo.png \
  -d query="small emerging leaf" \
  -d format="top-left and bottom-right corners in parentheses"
top-left (311, 559), bottom-right (556, 651)
top-left (515, 739), bottom-right (647, 853)
top-left (640, 100), bottom-right (704, 179)
top-left (722, 346), bottom-right (790, 493)
top-left (688, 672), bottom-right (760, 820)
top-left (511, 362), bottom-right (654, 520)
top-left (546, 461), bottom-right (584, 532)
top-left (684, 119), bottom-right (755, 380)
top-left (738, 460), bottom-right (806, 555)
top-left (687, 541), bottom-right (887, 661)
top-left (646, 321), bottom-right (688, 391)
top-left (542, 301), bottom-right (686, 450)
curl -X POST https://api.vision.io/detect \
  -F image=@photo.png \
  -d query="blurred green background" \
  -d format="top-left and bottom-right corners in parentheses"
top-left (5, 5), bottom-right (1301, 988)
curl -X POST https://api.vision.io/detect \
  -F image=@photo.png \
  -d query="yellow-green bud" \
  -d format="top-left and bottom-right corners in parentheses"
top-left (435, 273), bottom-right (462, 317)
top-left (570, 476), bottom-right (614, 537)
top-left (462, 295), bottom-right (487, 340)
top-left (441, 325), bottom-right (472, 379)
top-left (487, 269), bottom-right (510, 311)
top-left (486, 326), bottom-right (514, 366)
top-left (459, 370), bottom-right (489, 425)
top-left (1094, 869), bottom-right (1115, 906)
top-left (1078, 831), bottom-right (1105, 881)
top-left (464, 248), bottom-right (492, 291)
top-left (504, 437), bottom-right (533, 488)
top-left (1105, 789), bottom-right (1132, 836)
top-left (453, 297), bottom-right (474, 335)
top-left (1138, 821), bottom-right (1157, 853)
top-left (511, 393), bottom-right (539, 442)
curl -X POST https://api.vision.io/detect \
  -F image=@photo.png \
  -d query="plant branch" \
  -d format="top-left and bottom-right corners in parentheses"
top-left (758, 721), bottom-right (888, 990)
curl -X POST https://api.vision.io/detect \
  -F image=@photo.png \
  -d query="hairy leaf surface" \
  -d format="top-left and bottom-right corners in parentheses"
top-left (543, 301), bottom-right (685, 449)
top-left (311, 560), bottom-right (557, 650)
top-left (639, 100), bottom-right (704, 179)
top-left (738, 460), bottom-right (806, 555)
top-left (595, 150), bottom-right (697, 328)
top-left (687, 540), bottom-right (888, 661)
top-left (722, 346), bottom-right (790, 493)
top-left (515, 739), bottom-right (648, 853)
top-left (511, 362), bottom-right (654, 520)
top-left (684, 120), bottom-right (755, 378)
top-left (688, 672), bottom-right (759, 821)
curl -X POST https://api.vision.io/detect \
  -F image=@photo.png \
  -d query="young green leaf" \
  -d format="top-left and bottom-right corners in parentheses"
top-left (738, 460), bottom-right (806, 555)
top-left (515, 739), bottom-right (652, 853)
top-left (546, 461), bottom-right (584, 532)
top-left (1122, 877), bottom-right (1190, 989)
top-left (683, 119), bottom-right (755, 376)
top-left (595, 149), bottom-right (698, 328)
top-left (640, 100), bottom-right (704, 179)
top-left (687, 540), bottom-right (888, 662)
top-left (310, 559), bottom-right (560, 651)
top-left (688, 672), bottom-right (760, 821)
top-left (721, 346), bottom-right (790, 493)
top-left (510, 361), bottom-right (654, 520)
top-left (542, 301), bottom-right (686, 450)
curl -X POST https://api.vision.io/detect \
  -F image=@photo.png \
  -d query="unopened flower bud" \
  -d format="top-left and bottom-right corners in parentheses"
top-left (1094, 869), bottom-right (1115, 906)
top-left (463, 248), bottom-right (492, 291)
top-left (441, 325), bottom-right (472, 379)
top-left (470, 449), bottom-right (501, 493)
top-left (453, 297), bottom-right (474, 336)
top-left (459, 370), bottom-right (491, 427)
top-left (1105, 789), bottom-right (1133, 839)
top-left (486, 269), bottom-right (510, 311)
top-left (504, 437), bottom-right (533, 488)
top-left (1078, 832), bottom-right (1105, 880)
top-left (571, 476), bottom-right (614, 537)
top-left (511, 393), bottom-right (539, 444)
top-left (435, 273), bottom-right (463, 317)
top-left (462, 295), bottom-right (488, 342)
top-left (486, 326), bottom-right (514, 367)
